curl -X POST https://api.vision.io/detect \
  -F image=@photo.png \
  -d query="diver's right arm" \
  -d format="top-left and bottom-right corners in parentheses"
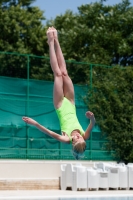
top-left (22, 117), bottom-right (70, 143)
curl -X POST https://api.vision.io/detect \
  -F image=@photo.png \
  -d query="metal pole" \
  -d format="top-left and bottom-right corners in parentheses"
top-left (26, 55), bottom-right (30, 158)
top-left (90, 64), bottom-right (93, 160)
top-left (90, 64), bottom-right (93, 89)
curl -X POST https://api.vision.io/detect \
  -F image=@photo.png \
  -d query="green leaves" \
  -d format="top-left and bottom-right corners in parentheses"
top-left (1, 0), bottom-right (133, 80)
top-left (0, 0), bottom-right (36, 7)
top-left (87, 66), bottom-right (133, 163)
top-left (47, 0), bottom-right (133, 67)
top-left (0, 0), bottom-right (50, 78)
top-left (0, 0), bottom-right (47, 54)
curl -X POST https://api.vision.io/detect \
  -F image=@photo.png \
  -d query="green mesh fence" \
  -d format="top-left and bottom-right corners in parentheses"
top-left (0, 52), bottom-right (115, 160)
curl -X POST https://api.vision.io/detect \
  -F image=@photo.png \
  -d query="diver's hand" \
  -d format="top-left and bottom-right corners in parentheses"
top-left (85, 111), bottom-right (95, 122)
top-left (22, 117), bottom-right (38, 126)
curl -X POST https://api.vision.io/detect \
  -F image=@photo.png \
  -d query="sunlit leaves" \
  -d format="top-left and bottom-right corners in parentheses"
top-left (47, 0), bottom-right (133, 67)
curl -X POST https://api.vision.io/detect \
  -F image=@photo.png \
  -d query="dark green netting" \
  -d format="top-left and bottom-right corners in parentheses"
top-left (0, 76), bottom-right (114, 160)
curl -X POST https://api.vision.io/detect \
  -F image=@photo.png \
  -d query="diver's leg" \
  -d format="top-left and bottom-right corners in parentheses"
top-left (52, 27), bottom-right (75, 104)
top-left (47, 27), bottom-right (64, 108)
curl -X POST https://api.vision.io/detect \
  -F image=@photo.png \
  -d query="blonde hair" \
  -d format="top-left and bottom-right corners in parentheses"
top-left (72, 141), bottom-right (86, 160)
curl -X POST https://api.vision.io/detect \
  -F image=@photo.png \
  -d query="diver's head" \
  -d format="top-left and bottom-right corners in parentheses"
top-left (71, 131), bottom-right (86, 160)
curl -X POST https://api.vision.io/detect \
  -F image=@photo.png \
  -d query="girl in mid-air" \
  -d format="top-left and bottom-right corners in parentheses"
top-left (22, 27), bottom-right (95, 159)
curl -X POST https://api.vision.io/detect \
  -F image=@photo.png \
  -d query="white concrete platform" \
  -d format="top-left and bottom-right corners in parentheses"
top-left (0, 160), bottom-right (132, 199)
top-left (0, 190), bottom-right (133, 199)
top-left (0, 160), bottom-right (94, 179)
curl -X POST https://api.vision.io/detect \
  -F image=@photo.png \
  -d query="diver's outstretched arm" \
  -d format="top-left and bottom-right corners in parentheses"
top-left (22, 117), bottom-right (70, 143)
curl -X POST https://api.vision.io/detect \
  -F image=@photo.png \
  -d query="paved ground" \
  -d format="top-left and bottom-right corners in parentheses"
top-left (0, 189), bottom-right (133, 199)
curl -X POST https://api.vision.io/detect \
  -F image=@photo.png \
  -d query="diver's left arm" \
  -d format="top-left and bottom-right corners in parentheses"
top-left (83, 111), bottom-right (95, 140)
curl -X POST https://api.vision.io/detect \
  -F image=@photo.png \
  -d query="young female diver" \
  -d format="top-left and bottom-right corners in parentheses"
top-left (22, 27), bottom-right (95, 159)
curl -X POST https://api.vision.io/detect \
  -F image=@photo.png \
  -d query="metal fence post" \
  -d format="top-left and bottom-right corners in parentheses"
top-left (90, 64), bottom-right (93, 89)
top-left (90, 64), bottom-right (93, 160)
top-left (26, 55), bottom-right (30, 158)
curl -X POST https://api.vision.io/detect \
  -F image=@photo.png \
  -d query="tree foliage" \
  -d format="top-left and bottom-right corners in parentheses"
top-left (86, 66), bottom-right (133, 163)
top-left (48, 0), bottom-right (133, 66)
top-left (0, 0), bottom-right (47, 54)
top-left (0, 0), bottom-right (35, 7)
top-left (0, 0), bottom-right (133, 80)
top-left (0, 0), bottom-right (50, 79)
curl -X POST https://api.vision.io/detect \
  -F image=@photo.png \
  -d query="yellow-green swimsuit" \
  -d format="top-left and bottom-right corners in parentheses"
top-left (56, 97), bottom-right (84, 143)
